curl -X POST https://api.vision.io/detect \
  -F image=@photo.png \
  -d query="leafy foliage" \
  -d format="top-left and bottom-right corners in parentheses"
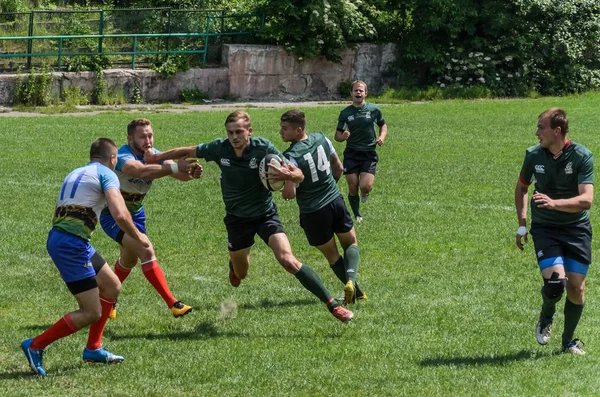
top-left (180, 87), bottom-right (209, 103)
top-left (14, 64), bottom-right (53, 106)
top-left (257, 0), bottom-right (376, 62)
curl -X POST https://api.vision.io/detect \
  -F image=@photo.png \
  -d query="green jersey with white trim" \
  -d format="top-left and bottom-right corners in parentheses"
top-left (336, 102), bottom-right (385, 151)
top-left (519, 141), bottom-right (594, 225)
top-left (196, 137), bottom-right (283, 218)
top-left (283, 132), bottom-right (341, 214)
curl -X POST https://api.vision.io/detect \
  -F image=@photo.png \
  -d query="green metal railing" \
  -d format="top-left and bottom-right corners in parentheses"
top-left (0, 10), bottom-right (264, 70)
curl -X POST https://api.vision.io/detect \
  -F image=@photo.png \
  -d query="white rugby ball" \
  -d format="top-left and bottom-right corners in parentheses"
top-left (259, 154), bottom-right (285, 191)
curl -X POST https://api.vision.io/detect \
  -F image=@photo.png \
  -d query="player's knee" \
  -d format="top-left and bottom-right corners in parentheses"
top-left (81, 307), bottom-right (102, 325)
top-left (566, 281), bottom-right (585, 297)
top-left (278, 254), bottom-right (300, 273)
top-left (543, 272), bottom-right (566, 300)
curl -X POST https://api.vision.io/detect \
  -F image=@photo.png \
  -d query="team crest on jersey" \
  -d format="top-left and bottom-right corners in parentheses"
top-left (537, 250), bottom-right (543, 258)
top-left (347, 115), bottom-right (355, 122)
top-left (221, 158), bottom-right (231, 167)
top-left (565, 161), bottom-right (573, 175)
top-left (249, 158), bottom-right (257, 169)
top-left (365, 112), bottom-right (371, 119)
top-left (535, 165), bottom-right (545, 174)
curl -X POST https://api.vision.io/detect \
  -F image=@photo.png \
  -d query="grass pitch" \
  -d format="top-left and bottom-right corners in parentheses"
top-left (2, 95), bottom-right (600, 396)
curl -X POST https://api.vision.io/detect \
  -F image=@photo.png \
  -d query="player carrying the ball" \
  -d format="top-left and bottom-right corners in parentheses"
top-left (335, 80), bottom-right (387, 222)
top-left (144, 110), bottom-right (353, 323)
top-left (515, 108), bottom-right (594, 355)
top-left (273, 109), bottom-right (367, 305)
top-left (100, 118), bottom-right (202, 320)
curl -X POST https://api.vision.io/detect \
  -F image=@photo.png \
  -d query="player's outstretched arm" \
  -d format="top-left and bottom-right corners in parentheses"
top-left (533, 184), bottom-right (594, 212)
top-left (105, 188), bottom-right (150, 248)
top-left (168, 160), bottom-right (203, 182)
top-left (267, 161), bottom-right (304, 184)
top-left (121, 157), bottom-right (191, 180)
top-left (144, 146), bottom-right (197, 164)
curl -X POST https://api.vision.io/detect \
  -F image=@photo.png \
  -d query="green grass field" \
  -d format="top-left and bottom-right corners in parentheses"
top-left (2, 95), bottom-right (600, 396)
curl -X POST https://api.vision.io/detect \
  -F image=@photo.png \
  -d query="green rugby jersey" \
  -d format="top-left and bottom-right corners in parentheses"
top-left (519, 141), bottom-right (594, 225)
top-left (336, 102), bottom-right (385, 151)
top-left (283, 132), bottom-right (342, 213)
top-left (196, 137), bottom-right (283, 218)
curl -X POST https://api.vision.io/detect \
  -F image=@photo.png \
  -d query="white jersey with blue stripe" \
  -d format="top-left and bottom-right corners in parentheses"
top-left (115, 144), bottom-right (162, 195)
top-left (53, 161), bottom-right (120, 241)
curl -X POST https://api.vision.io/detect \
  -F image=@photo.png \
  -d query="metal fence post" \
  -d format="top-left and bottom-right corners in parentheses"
top-left (26, 11), bottom-right (34, 69)
top-left (98, 10), bottom-right (104, 53)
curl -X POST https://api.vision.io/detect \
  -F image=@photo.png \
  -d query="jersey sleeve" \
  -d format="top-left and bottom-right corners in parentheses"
top-left (578, 152), bottom-right (594, 185)
top-left (375, 107), bottom-right (386, 127)
top-left (325, 137), bottom-right (336, 155)
top-left (518, 150), bottom-right (534, 186)
top-left (98, 166), bottom-right (120, 192)
top-left (336, 111), bottom-right (347, 131)
top-left (267, 141), bottom-right (285, 159)
top-left (116, 150), bottom-right (136, 172)
top-left (195, 139), bottom-right (221, 162)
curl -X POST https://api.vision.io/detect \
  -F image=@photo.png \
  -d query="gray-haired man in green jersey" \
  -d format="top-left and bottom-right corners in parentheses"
top-left (515, 108), bottom-right (594, 355)
top-left (144, 110), bottom-right (353, 323)
top-left (335, 80), bottom-right (387, 222)
top-left (272, 109), bottom-right (367, 305)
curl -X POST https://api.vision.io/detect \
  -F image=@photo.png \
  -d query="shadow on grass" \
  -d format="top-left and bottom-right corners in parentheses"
top-left (238, 298), bottom-right (317, 310)
top-left (22, 324), bottom-right (54, 332)
top-left (419, 349), bottom-right (561, 367)
top-left (105, 321), bottom-right (243, 341)
top-left (0, 364), bottom-right (83, 380)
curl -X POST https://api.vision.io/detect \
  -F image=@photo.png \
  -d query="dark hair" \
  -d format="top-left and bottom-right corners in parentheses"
top-left (127, 118), bottom-right (152, 136)
top-left (225, 110), bottom-right (251, 129)
top-left (90, 138), bottom-right (117, 161)
top-left (539, 108), bottom-right (569, 135)
top-left (351, 80), bottom-right (368, 92)
top-left (280, 109), bottom-right (306, 130)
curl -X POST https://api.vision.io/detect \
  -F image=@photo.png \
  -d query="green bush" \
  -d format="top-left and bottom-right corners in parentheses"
top-left (180, 87), bottom-right (209, 103)
top-left (62, 85), bottom-right (89, 106)
top-left (258, 0), bottom-right (376, 62)
top-left (91, 71), bottom-right (109, 105)
top-left (14, 64), bottom-right (53, 106)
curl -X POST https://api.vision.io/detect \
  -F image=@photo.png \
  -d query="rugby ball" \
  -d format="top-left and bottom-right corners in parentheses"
top-left (259, 154), bottom-right (285, 191)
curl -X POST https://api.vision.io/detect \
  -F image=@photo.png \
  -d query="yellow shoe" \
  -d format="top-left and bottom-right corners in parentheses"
top-left (170, 301), bottom-right (192, 318)
top-left (356, 291), bottom-right (368, 302)
top-left (344, 280), bottom-right (355, 306)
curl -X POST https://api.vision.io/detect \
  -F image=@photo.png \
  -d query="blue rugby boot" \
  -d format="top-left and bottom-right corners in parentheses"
top-left (21, 338), bottom-right (46, 376)
top-left (83, 347), bottom-right (124, 364)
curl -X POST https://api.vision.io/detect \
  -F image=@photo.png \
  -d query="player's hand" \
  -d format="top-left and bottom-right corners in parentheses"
top-left (341, 130), bottom-right (351, 141)
top-left (144, 150), bottom-right (157, 164)
top-left (189, 162), bottom-right (203, 179)
top-left (267, 161), bottom-right (293, 181)
top-left (137, 232), bottom-right (151, 248)
top-left (532, 191), bottom-right (555, 209)
top-left (376, 137), bottom-right (385, 146)
top-left (175, 158), bottom-right (196, 174)
top-left (515, 226), bottom-right (528, 251)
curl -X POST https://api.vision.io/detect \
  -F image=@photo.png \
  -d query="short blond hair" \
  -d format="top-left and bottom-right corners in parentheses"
top-left (225, 110), bottom-right (251, 129)
top-left (351, 80), bottom-right (367, 92)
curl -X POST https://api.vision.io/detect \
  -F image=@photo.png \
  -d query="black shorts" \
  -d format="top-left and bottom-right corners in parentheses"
top-left (343, 148), bottom-right (378, 175)
top-left (530, 220), bottom-right (592, 265)
top-left (224, 204), bottom-right (285, 251)
top-left (300, 196), bottom-right (354, 246)
top-left (65, 252), bottom-right (105, 295)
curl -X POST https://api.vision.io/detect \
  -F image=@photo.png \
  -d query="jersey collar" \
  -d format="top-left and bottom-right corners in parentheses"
top-left (550, 140), bottom-right (571, 160)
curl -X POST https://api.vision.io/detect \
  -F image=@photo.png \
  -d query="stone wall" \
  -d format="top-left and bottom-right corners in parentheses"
top-left (0, 43), bottom-right (395, 106)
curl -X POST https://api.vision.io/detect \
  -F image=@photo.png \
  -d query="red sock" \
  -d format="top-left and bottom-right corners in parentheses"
top-left (31, 313), bottom-right (79, 350)
top-left (86, 295), bottom-right (115, 351)
top-left (141, 259), bottom-right (177, 307)
top-left (113, 258), bottom-right (132, 283)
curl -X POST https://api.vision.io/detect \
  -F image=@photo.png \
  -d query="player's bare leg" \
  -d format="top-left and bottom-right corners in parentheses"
top-left (359, 172), bottom-right (375, 203)
top-left (228, 247), bottom-right (251, 287)
top-left (269, 233), bottom-right (353, 323)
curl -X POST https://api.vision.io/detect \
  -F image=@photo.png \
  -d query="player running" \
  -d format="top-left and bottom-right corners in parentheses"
top-left (22, 138), bottom-right (150, 376)
top-left (144, 110), bottom-right (353, 323)
top-left (515, 108), bottom-right (594, 355)
top-left (273, 110), bottom-right (367, 305)
top-left (100, 118), bottom-right (202, 320)
top-left (335, 80), bottom-right (387, 222)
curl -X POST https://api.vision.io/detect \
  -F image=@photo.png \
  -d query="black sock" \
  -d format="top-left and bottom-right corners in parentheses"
top-left (348, 194), bottom-right (361, 218)
top-left (562, 298), bottom-right (584, 346)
